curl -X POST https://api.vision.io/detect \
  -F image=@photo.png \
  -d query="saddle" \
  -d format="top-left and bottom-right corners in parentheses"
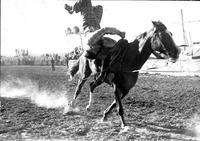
top-left (94, 39), bottom-right (129, 85)
top-left (85, 37), bottom-right (117, 59)
top-left (96, 39), bottom-right (129, 74)
top-left (101, 37), bottom-right (116, 48)
top-left (106, 39), bottom-right (129, 72)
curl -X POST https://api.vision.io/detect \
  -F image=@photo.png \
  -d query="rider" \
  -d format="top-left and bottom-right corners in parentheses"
top-left (64, 0), bottom-right (125, 80)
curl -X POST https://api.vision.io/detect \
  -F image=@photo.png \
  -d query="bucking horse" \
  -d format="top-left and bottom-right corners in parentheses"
top-left (67, 21), bottom-right (181, 130)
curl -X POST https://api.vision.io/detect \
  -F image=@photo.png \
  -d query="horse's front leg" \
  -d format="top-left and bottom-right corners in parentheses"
top-left (86, 59), bottom-right (108, 110)
top-left (71, 78), bottom-right (87, 108)
top-left (101, 89), bottom-right (127, 122)
top-left (113, 84), bottom-right (127, 129)
top-left (86, 77), bottom-right (103, 110)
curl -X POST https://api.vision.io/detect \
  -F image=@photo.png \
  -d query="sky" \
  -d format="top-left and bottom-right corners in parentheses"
top-left (1, 0), bottom-right (200, 56)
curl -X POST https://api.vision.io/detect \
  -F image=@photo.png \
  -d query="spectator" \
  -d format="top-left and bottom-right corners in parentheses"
top-left (51, 57), bottom-right (55, 71)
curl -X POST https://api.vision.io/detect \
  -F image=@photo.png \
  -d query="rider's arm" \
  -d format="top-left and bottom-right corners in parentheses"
top-left (102, 27), bottom-right (125, 38)
top-left (64, 4), bottom-right (73, 14)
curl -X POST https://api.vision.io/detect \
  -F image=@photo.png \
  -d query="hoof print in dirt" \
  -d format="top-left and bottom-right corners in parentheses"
top-left (65, 111), bottom-right (77, 115)
top-left (75, 127), bottom-right (90, 136)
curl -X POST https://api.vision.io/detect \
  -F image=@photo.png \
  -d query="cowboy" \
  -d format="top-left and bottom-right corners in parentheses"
top-left (64, 0), bottom-right (125, 76)
top-left (51, 57), bottom-right (55, 71)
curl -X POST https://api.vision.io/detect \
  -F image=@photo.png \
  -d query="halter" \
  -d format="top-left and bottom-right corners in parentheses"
top-left (127, 28), bottom-right (171, 73)
top-left (101, 27), bottom-right (173, 74)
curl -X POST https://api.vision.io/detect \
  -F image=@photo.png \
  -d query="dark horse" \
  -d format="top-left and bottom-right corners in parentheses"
top-left (68, 21), bottom-right (180, 129)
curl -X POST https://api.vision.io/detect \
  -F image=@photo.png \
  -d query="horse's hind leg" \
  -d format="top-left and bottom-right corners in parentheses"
top-left (101, 90), bottom-right (127, 122)
top-left (86, 77), bottom-right (103, 110)
top-left (71, 78), bottom-right (87, 107)
top-left (101, 99), bottom-right (116, 122)
top-left (114, 85), bottom-right (127, 129)
top-left (101, 84), bottom-right (127, 128)
top-left (74, 78), bottom-right (87, 99)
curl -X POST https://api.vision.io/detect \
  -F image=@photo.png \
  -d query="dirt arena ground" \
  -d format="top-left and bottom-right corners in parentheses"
top-left (0, 65), bottom-right (200, 141)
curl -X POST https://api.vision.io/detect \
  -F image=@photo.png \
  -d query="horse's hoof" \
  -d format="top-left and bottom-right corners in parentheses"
top-left (68, 75), bottom-right (73, 81)
top-left (63, 105), bottom-right (73, 114)
top-left (67, 73), bottom-right (73, 81)
top-left (119, 126), bottom-right (130, 134)
top-left (95, 118), bottom-right (112, 126)
top-left (100, 117), bottom-right (107, 123)
top-left (86, 105), bottom-right (91, 111)
top-left (70, 101), bottom-right (76, 108)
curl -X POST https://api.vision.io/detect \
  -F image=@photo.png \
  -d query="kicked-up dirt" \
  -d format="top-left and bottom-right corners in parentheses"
top-left (0, 66), bottom-right (200, 141)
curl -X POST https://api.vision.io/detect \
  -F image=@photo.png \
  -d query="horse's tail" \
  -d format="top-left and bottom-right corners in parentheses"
top-left (67, 59), bottom-right (80, 80)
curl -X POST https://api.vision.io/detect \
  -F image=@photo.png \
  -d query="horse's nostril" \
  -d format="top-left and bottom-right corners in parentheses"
top-left (169, 49), bottom-right (180, 60)
top-left (169, 58), bottom-right (177, 63)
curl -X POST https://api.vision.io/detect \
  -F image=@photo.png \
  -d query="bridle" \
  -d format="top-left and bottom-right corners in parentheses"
top-left (124, 28), bottom-right (172, 73)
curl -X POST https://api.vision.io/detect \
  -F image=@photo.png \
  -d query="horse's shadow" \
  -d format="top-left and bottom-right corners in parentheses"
top-left (133, 121), bottom-right (198, 139)
top-left (65, 110), bottom-right (199, 140)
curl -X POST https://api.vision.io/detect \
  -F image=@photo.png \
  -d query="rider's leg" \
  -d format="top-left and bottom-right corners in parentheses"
top-left (85, 44), bottom-right (102, 59)
top-left (85, 27), bottom-right (125, 59)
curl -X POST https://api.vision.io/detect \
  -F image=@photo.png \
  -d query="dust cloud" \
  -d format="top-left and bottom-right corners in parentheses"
top-left (190, 114), bottom-right (200, 138)
top-left (185, 113), bottom-right (200, 139)
top-left (0, 78), bottom-right (71, 112)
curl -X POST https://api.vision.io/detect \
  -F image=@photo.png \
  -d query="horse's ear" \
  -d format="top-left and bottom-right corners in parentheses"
top-left (152, 21), bottom-right (157, 27)
top-left (142, 32), bottom-right (147, 38)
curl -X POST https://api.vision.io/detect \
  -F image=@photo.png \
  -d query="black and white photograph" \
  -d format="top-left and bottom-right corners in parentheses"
top-left (1, 0), bottom-right (200, 140)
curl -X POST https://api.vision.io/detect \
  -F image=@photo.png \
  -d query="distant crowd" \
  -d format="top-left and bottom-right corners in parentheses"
top-left (0, 47), bottom-right (84, 66)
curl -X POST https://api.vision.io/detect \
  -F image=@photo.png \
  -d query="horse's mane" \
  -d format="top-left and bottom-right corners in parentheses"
top-left (135, 32), bottom-right (147, 40)
top-left (129, 31), bottom-right (148, 48)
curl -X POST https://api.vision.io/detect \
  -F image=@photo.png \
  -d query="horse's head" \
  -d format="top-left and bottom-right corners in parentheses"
top-left (150, 21), bottom-right (181, 63)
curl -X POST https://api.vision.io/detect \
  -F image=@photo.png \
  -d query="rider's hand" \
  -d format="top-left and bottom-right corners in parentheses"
top-left (120, 32), bottom-right (125, 39)
top-left (64, 4), bottom-right (73, 13)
